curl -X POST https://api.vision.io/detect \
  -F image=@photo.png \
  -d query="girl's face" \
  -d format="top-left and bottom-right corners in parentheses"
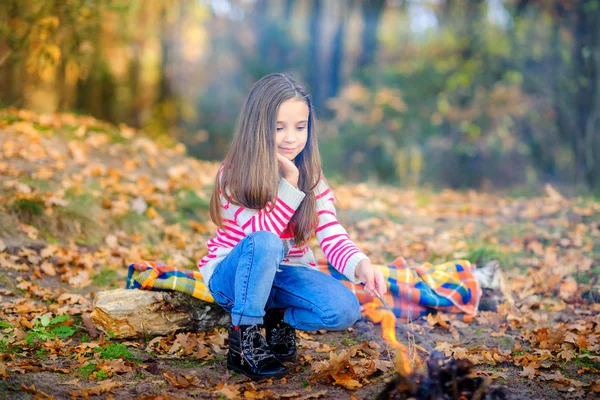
top-left (275, 98), bottom-right (309, 161)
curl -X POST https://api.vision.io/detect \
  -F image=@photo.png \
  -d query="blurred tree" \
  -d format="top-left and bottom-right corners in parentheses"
top-left (511, 0), bottom-right (600, 188)
top-left (1, 0), bottom-right (599, 191)
top-left (571, 1), bottom-right (599, 188)
top-left (308, 0), bottom-right (350, 115)
top-left (357, 0), bottom-right (386, 70)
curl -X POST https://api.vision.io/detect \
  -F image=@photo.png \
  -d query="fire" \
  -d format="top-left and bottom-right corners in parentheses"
top-left (361, 299), bottom-right (413, 376)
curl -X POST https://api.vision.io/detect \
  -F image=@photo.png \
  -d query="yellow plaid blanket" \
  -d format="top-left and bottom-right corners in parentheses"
top-left (126, 257), bottom-right (481, 321)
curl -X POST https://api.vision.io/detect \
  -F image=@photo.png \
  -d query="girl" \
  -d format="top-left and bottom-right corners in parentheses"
top-left (199, 73), bottom-right (387, 380)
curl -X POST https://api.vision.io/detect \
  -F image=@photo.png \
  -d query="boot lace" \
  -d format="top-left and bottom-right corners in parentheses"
top-left (270, 322), bottom-right (296, 347)
top-left (241, 325), bottom-right (274, 364)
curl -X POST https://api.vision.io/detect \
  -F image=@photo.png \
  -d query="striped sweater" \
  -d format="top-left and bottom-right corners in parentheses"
top-left (198, 173), bottom-right (369, 286)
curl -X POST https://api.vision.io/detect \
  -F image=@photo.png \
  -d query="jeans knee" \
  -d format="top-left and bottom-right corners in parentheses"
top-left (248, 231), bottom-right (284, 258)
top-left (324, 296), bottom-right (361, 331)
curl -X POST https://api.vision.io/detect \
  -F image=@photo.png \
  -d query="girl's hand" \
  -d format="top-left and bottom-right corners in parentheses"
top-left (355, 259), bottom-right (387, 297)
top-left (276, 152), bottom-right (299, 188)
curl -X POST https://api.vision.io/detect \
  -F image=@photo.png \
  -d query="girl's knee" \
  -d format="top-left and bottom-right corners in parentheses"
top-left (247, 231), bottom-right (284, 255)
top-left (324, 296), bottom-right (361, 331)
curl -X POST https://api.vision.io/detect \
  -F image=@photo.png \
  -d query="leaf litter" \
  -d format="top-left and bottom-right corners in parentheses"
top-left (1, 108), bottom-right (599, 399)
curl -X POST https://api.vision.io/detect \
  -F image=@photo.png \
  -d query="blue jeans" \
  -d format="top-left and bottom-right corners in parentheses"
top-left (207, 231), bottom-right (361, 330)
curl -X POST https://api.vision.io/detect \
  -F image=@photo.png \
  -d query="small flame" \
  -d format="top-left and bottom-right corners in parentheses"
top-left (362, 299), bottom-right (413, 376)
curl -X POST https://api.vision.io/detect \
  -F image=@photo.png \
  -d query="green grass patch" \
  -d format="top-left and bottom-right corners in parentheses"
top-left (33, 122), bottom-right (53, 132)
top-left (492, 222), bottom-right (532, 241)
top-left (341, 332), bottom-right (358, 346)
top-left (176, 189), bottom-right (210, 218)
top-left (155, 189), bottom-right (211, 229)
top-left (96, 342), bottom-right (134, 361)
top-left (505, 184), bottom-right (542, 199)
top-left (338, 209), bottom-right (380, 224)
top-left (114, 211), bottom-right (150, 231)
top-left (77, 362), bottom-right (112, 380)
top-left (339, 207), bottom-right (403, 226)
top-left (466, 242), bottom-right (513, 268)
top-left (24, 315), bottom-right (78, 345)
top-left (87, 125), bottom-right (107, 133)
top-left (199, 353), bottom-right (226, 367)
top-left (575, 271), bottom-right (592, 285)
top-left (54, 192), bottom-right (104, 243)
top-left (496, 335), bottom-right (515, 350)
top-left (0, 210), bottom-right (20, 238)
top-left (35, 347), bottom-right (49, 359)
top-left (0, 321), bottom-right (14, 329)
top-left (113, 211), bottom-right (162, 244)
top-left (5, 190), bottom-right (107, 245)
top-left (175, 356), bottom-right (212, 368)
top-left (1, 113), bottom-right (23, 124)
top-left (20, 177), bottom-right (55, 191)
top-left (416, 193), bottom-right (432, 207)
top-left (78, 363), bottom-right (97, 379)
top-left (11, 198), bottom-right (45, 219)
top-left (0, 333), bottom-right (22, 354)
top-left (96, 369), bottom-right (110, 380)
top-left (92, 268), bottom-right (120, 288)
top-left (427, 251), bottom-right (452, 265)
top-left (574, 355), bottom-right (600, 370)
top-left (104, 127), bottom-right (129, 144)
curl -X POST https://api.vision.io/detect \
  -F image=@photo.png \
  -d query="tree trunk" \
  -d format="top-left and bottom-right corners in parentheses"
top-left (581, 5), bottom-right (600, 189)
top-left (284, 0), bottom-right (295, 20)
top-left (1, 1), bottom-right (24, 106)
top-left (308, 0), bottom-right (323, 112)
top-left (90, 289), bottom-right (230, 339)
top-left (572, 3), bottom-right (599, 188)
top-left (128, 45), bottom-right (142, 128)
top-left (308, 0), bottom-right (348, 115)
top-left (329, 4), bottom-right (348, 99)
top-left (357, 0), bottom-right (385, 70)
top-left (158, 7), bottom-right (173, 104)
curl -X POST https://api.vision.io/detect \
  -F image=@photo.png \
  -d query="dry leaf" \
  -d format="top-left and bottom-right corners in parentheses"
top-left (68, 270), bottom-right (92, 288)
top-left (214, 382), bottom-right (241, 400)
top-left (331, 372), bottom-right (362, 390)
top-left (520, 365), bottom-right (538, 379)
top-left (40, 261), bottom-right (57, 276)
top-left (559, 277), bottom-right (577, 300)
top-left (21, 383), bottom-right (54, 399)
top-left (0, 362), bottom-right (9, 379)
top-left (163, 372), bottom-right (200, 389)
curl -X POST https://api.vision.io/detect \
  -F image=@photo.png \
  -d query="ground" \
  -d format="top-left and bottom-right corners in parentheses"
top-left (1, 109), bottom-right (599, 399)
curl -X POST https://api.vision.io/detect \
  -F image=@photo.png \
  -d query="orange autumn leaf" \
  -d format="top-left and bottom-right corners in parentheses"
top-left (163, 372), bottom-right (200, 389)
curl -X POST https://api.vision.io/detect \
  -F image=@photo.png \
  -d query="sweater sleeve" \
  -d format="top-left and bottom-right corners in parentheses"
top-left (314, 179), bottom-right (369, 284)
top-left (221, 177), bottom-right (306, 236)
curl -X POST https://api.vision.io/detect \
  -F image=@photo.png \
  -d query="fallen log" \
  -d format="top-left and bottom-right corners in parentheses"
top-left (90, 289), bottom-right (230, 338)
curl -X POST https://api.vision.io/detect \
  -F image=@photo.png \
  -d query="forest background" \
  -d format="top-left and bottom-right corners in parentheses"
top-left (2, 0), bottom-right (599, 193)
top-left (2, 2), bottom-right (600, 398)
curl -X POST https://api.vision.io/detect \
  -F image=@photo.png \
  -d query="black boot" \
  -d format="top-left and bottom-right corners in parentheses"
top-left (265, 309), bottom-right (297, 361)
top-left (227, 324), bottom-right (287, 380)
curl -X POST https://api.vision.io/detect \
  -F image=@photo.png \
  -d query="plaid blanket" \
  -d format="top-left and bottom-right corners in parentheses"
top-left (126, 257), bottom-right (481, 321)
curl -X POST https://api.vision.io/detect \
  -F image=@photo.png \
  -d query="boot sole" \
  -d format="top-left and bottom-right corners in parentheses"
top-left (273, 353), bottom-right (296, 362)
top-left (227, 363), bottom-right (287, 381)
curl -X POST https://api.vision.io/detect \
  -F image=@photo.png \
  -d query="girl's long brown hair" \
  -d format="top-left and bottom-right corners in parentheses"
top-left (209, 73), bottom-right (322, 245)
